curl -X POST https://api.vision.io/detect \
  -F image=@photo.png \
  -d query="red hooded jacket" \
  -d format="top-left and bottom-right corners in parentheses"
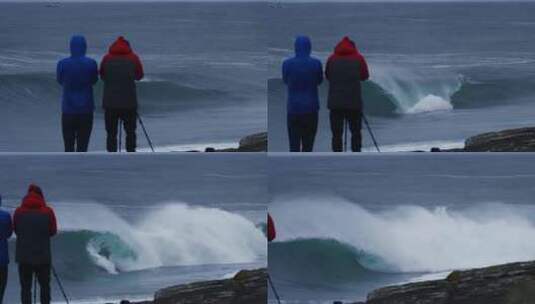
top-left (100, 36), bottom-right (144, 80)
top-left (99, 36), bottom-right (144, 110)
top-left (13, 184), bottom-right (57, 236)
top-left (326, 36), bottom-right (369, 81)
top-left (267, 213), bottom-right (276, 242)
top-left (325, 36), bottom-right (370, 111)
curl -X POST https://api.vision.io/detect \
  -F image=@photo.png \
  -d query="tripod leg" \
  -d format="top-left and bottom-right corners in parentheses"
top-left (267, 274), bottom-right (282, 304)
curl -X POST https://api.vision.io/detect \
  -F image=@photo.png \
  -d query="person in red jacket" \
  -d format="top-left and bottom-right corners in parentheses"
top-left (325, 36), bottom-right (370, 152)
top-left (267, 213), bottom-right (276, 242)
top-left (100, 36), bottom-right (144, 152)
top-left (13, 184), bottom-right (57, 304)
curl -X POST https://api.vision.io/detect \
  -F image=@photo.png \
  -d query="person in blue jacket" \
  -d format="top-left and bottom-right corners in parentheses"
top-left (0, 195), bottom-right (13, 304)
top-left (282, 36), bottom-right (323, 152)
top-left (56, 35), bottom-right (98, 152)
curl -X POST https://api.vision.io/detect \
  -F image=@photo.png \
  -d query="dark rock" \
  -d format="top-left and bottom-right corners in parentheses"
top-left (464, 127), bottom-right (535, 152)
top-left (217, 132), bottom-right (267, 152)
top-left (173, 132), bottom-right (267, 152)
top-left (115, 268), bottom-right (266, 304)
top-left (237, 132), bottom-right (267, 152)
top-left (153, 268), bottom-right (267, 304)
top-left (364, 260), bottom-right (535, 304)
top-left (429, 147), bottom-right (465, 152)
top-left (432, 127), bottom-right (535, 152)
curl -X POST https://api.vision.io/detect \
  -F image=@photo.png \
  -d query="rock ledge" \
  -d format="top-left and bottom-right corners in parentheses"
top-left (117, 268), bottom-right (267, 304)
top-left (341, 260), bottom-right (535, 304)
top-left (432, 127), bottom-right (535, 152)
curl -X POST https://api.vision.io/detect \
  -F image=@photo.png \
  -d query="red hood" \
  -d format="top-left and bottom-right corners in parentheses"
top-left (21, 192), bottom-right (46, 210)
top-left (28, 184), bottom-right (43, 198)
top-left (334, 36), bottom-right (359, 56)
top-left (109, 36), bottom-right (132, 55)
top-left (20, 183), bottom-right (46, 210)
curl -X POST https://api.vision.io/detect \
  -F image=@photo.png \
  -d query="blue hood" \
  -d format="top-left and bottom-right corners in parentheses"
top-left (70, 35), bottom-right (87, 57)
top-left (294, 36), bottom-right (311, 57)
top-left (57, 34), bottom-right (98, 114)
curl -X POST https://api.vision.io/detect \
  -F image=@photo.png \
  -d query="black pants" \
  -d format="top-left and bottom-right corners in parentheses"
top-left (287, 113), bottom-right (318, 152)
top-left (330, 109), bottom-right (362, 152)
top-left (105, 109), bottom-right (137, 152)
top-left (18, 264), bottom-right (50, 304)
top-left (0, 265), bottom-right (7, 304)
top-left (62, 113), bottom-right (93, 152)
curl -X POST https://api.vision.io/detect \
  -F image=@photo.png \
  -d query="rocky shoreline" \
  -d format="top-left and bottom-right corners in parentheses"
top-left (202, 132), bottom-right (267, 152)
top-left (112, 268), bottom-right (267, 304)
top-left (431, 127), bottom-right (535, 152)
top-left (189, 126), bottom-right (535, 153)
top-left (339, 260), bottom-right (535, 304)
top-left (202, 126), bottom-right (535, 153)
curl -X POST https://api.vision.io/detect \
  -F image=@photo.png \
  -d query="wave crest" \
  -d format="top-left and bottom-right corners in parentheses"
top-left (50, 202), bottom-right (265, 276)
top-left (270, 197), bottom-right (535, 274)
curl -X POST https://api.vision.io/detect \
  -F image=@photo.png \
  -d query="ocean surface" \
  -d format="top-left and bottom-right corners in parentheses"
top-left (269, 153), bottom-right (535, 303)
top-left (0, 154), bottom-right (267, 303)
top-left (0, 2), bottom-right (267, 152)
top-left (268, 2), bottom-right (535, 152)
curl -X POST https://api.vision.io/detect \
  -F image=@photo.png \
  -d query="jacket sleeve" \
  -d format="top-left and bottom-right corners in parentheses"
top-left (12, 209), bottom-right (19, 235)
top-left (99, 55), bottom-right (108, 80)
top-left (47, 208), bottom-right (57, 236)
top-left (358, 54), bottom-right (370, 81)
top-left (5, 215), bottom-right (12, 239)
top-left (56, 61), bottom-right (64, 85)
top-left (325, 56), bottom-right (332, 81)
top-left (282, 60), bottom-right (289, 84)
top-left (316, 60), bottom-right (323, 85)
top-left (90, 59), bottom-right (98, 85)
top-left (0, 214), bottom-right (12, 239)
top-left (131, 53), bottom-right (144, 81)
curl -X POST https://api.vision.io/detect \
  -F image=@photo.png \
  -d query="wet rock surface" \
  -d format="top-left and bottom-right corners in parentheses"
top-left (116, 268), bottom-right (267, 304)
top-left (432, 127), bottom-right (535, 152)
top-left (205, 132), bottom-right (267, 152)
top-left (339, 260), bottom-right (535, 304)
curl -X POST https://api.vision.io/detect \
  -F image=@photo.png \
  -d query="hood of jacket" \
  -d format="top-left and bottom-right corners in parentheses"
top-left (109, 36), bottom-right (133, 56)
top-left (294, 36), bottom-right (312, 58)
top-left (21, 186), bottom-right (46, 210)
top-left (70, 35), bottom-right (87, 58)
top-left (334, 36), bottom-right (359, 56)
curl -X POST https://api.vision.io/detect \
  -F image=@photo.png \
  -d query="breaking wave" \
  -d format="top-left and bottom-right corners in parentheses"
top-left (270, 64), bottom-right (534, 116)
top-left (41, 202), bottom-right (265, 278)
top-left (269, 197), bottom-right (535, 281)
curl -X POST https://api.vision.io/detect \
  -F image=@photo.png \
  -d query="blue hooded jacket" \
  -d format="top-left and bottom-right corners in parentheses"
top-left (56, 35), bottom-right (98, 114)
top-left (0, 195), bottom-right (13, 266)
top-left (282, 36), bottom-right (323, 114)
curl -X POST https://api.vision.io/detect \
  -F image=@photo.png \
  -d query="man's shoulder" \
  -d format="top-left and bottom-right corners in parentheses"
top-left (310, 56), bottom-right (322, 65)
top-left (283, 56), bottom-right (298, 65)
top-left (284, 56), bottom-right (320, 66)
top-left (44, 205), bottom-right (55, 215)
top-left (58, 57), bottom-right (71, 66)
top-left (82, 56), bottom-right (98, 65)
